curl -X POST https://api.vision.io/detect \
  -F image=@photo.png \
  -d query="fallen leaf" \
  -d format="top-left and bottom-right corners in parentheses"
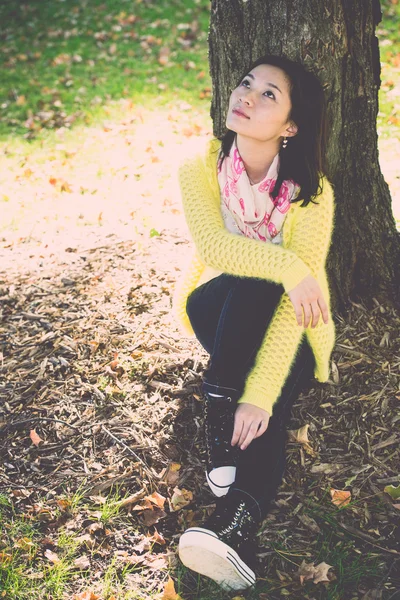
top-left (30, 429), bottom-right (43, 446)
top-left (144, 553), bottom-right (168, 570)
top-left (74, 555), bottom-right (90, 570)
top-left (287, 424), bottom-right (310, 444)
top-left (60, 181), bottom-right (72, 192)
top-left (169, 487), bottom-right (193, 512)
top-left (384, 484), bottom-right (400, 500)
top-left (44, 549), bottom-right (60, 564)
top-left (165, 462), bottom-right (181, 485)
top-left (296, 559), bottom-right (334, 585)
top-left (162, 576), bottom-right (183, 600)
top-left (14, 537), bottom-right (35, 550)
top-left (158, 46), bottom-right (170, 66)
top-left (330, 488), bottom-right (352, 508)
top-left (72, 592), bottom-right (100, 600)
top-left (150, 528), bottom-right (166, 546)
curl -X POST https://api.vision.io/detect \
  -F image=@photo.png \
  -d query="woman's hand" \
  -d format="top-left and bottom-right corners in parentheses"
top-left (287, 274), bottom-right (329, 329)
top-left (231, 403), bottom-right (271, 451)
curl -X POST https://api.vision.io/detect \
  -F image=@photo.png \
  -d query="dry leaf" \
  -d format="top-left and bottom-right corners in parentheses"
top-left (158, 46), bottom-right (170, 66)
top-left (14, 537), bottom-right (35, 550)
top-left (146, 491), bottom-right (166, 509)
top-left (60, 181), bottom-right (72, 192)
top-left (144, 553), bottom-right (168, 570)
top-left (296, 559), bottom-right (334, 584)
top-left (162, 577), bottom-right (184, 600)
top-left (150, 528), bottom-right (166, 546)
top-left (330, 488), bottom-right (352, 508)
top-left (74, 555), bottom-right (90, 570)
top-left (141, 506), bottom-right (166, 527)
top-left (44, 549), bottom-right (60, 564)
top-left (30, 429), bottom-right (43, 446)
top-left (169, 487), bottom-right (193, 512)
top-left (72, 592), bottom-right (100, 600)
top-left (165, 462), bottom-right (181, 485)
top-left (287, 424), bottom-right (310, 444)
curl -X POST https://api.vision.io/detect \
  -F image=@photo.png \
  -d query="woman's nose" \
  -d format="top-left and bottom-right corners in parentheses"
top-left (239, 91), bottom-right (254, 105)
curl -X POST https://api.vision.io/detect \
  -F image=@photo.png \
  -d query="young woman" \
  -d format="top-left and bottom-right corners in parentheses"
top-left (172, 54), bottom-right (336, 592)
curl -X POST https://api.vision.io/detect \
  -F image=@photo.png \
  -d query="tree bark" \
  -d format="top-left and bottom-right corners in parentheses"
top-left (208, 0), bottom-right (400, 314)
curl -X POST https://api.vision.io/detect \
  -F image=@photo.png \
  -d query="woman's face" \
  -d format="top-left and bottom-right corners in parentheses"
top-left (226, 64), bottom-right (297, 143)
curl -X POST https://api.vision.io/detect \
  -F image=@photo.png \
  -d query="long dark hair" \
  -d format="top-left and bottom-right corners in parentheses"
top-left (217, 54), bottom-right (328, 207)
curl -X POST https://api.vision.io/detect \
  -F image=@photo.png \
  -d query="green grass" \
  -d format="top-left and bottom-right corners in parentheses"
top-left (0, 0), bottom-right (212, 141)
top-left (0, 487), bottom-right (157, 599)
top-left (377, 0), bottom-right (400, 139)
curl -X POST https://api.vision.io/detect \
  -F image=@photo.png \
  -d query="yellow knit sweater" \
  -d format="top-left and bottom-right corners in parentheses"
top-left (172, 137), bottom-right (336, 415)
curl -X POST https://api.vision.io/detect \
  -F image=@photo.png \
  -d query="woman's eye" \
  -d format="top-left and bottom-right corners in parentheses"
top-left (240, 79), bottom-right (274, 99)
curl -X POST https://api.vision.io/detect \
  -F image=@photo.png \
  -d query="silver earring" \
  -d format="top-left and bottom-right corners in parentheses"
top-left (282, 136), bottom-right (288, 149)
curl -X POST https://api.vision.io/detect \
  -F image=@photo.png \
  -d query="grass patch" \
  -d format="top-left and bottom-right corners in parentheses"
top-left (377, 0), bottom-right (400, 139)
top-left (0, 486), bottom-right (162, 599)
top-left (0, 0), bottom-right (212, 142)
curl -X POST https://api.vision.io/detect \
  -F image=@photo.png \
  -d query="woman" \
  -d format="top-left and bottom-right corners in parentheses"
top-left (172, 54), bottom-right (336, 591)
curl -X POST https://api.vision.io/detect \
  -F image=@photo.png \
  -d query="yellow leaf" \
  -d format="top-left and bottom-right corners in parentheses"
top-left (169, 487), bottom-right (193, 512)
top-left (60, 181), bottom-right (72, 193)
top-left (287, 423), bottom-right (310, 444)
top-left (162, 577), bottom-right (183, 600)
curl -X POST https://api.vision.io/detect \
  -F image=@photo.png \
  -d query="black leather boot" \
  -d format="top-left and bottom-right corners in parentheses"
top-left (202, 381), bottom-right (241, 497)
top-left (178, 487), bottom-right (261, 591)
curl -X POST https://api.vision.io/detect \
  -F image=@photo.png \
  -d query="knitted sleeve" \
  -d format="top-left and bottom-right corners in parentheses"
top-left (237, 177), bottom-right (335, 415)
top-left (171, 248), bottom-right (204, 338)
top-left (178, 154), bottom-right (312, 294)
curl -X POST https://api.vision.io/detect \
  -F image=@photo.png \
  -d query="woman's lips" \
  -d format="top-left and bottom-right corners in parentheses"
top-left (233, 109), bottom-right (249, 119)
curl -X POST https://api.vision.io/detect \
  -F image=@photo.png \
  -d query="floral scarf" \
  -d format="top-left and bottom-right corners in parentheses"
top-left (217, 136), bottom-right (300, 243)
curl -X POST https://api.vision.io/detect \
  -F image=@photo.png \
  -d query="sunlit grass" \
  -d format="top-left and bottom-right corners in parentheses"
top-left (0, 0), bottom-right (212, 140)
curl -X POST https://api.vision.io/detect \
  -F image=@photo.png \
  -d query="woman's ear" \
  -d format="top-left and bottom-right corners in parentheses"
top-left (286, 123), bottom-right (299, 138)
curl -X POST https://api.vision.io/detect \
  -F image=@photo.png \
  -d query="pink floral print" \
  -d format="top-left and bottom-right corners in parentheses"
top-left (218, 137), bottom-right (300, 243)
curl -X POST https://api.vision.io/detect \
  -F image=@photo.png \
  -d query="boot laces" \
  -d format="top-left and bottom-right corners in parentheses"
top-left (218, 501), bottom-right (254, 538)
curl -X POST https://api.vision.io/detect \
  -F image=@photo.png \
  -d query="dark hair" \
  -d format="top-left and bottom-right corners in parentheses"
top-left (217, 54), bottom-right (328, 207)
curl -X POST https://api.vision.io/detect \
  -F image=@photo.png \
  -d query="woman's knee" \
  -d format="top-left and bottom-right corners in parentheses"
top-left (233, 277), bottom-right (284, 312)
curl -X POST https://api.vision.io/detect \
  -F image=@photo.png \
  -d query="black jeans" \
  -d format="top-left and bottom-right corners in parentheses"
top-left (186, 273), bottom-right (316, 521)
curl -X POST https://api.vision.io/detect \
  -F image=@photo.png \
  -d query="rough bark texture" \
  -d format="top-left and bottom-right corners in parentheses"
top-left (209, 0), bottom-right (400, 315)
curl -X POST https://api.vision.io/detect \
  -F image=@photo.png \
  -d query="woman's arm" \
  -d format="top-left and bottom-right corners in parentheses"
top-left (237, 177), bottom-right (336, 414)
top-left (178, 154), bottom-right (312, 294)
top-left (171, 248), bottom-right (204, 338)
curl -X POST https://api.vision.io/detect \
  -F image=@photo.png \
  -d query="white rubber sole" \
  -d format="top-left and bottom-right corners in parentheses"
top-left (178, 527), bottom-right (256, 591)
top-left (205, 466), bottom-right (236, 497)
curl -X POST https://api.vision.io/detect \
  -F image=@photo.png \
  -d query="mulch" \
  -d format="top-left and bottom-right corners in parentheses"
top-left (1, 220), bottom-right (399, 598)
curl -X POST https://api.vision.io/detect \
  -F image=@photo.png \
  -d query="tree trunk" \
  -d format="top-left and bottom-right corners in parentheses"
top-left (208, 0), bottom-right (400, 315)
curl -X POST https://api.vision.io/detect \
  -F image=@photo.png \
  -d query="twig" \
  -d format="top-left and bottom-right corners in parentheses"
top-left (0, 417), bottom-right (82, 436)
top-left (337, 522), bottom-right (400, 556)
top-left (101, 425), bottom-right (159, 482)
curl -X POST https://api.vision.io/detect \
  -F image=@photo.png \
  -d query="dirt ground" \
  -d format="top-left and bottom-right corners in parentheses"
top-left (1, 109), bottom-right (400, 598)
